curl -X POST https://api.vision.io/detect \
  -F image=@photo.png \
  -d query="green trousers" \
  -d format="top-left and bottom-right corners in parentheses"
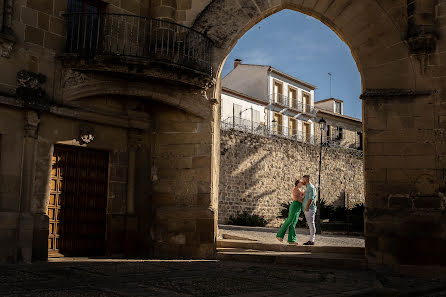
top-left (276, 201), bottom-right (302, 243)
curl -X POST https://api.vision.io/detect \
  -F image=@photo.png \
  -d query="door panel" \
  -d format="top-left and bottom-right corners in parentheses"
top-left (48, 145), bottom-right (109, 256)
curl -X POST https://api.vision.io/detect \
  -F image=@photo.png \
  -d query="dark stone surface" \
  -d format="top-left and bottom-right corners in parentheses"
top-left (32, 213), bottom-right (49, 262)
top-left (0, 259), bottom-right (445, 296)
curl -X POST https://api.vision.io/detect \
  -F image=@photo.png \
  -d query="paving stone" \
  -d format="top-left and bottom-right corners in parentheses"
top-left (0, 259), bottom-right (445, 296)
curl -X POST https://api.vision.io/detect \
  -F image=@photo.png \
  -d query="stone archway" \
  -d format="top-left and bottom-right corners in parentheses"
top-left (190, 0), bottom-right (445, 266)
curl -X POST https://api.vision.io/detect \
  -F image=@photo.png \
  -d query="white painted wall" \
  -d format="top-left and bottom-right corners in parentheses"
top-left (221, 92), bottom-right (266, 124)
top-left (315, 100), bottom-right (344, 115)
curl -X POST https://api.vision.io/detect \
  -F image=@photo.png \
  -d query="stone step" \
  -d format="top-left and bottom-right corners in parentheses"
top-left (217, 239), bottom-right (365, 255)
top-left (216, 248), bottom-right (367, 270)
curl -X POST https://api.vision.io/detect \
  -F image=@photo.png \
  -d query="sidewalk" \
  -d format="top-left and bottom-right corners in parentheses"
top-left (218, 224), bottom-right (365, 247)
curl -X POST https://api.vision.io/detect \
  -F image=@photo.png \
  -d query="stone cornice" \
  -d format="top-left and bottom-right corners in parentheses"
top-left (360, 89), bottom-right (433, 99)
top-left (0, 95), bottom-right (151, 130)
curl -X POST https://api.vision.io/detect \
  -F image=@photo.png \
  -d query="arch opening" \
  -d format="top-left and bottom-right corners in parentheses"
top-left (216, 8), bottom-right (365, 249)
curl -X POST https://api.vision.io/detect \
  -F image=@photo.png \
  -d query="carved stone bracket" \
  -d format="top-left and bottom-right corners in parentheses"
top-left (16, 70), bottom-right (50, 110)
top-left (407, 0), bottom-right (438, 73)
top-left (79, 124), bottom-right (95, 144)
top-left (407, 0), bottom-right (438, 53)
top-left (360, 88), bottom-right (433, 99)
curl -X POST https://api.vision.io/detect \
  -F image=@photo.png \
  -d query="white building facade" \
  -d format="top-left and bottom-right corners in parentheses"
top-left (221, 61), bottom-right (317, 143)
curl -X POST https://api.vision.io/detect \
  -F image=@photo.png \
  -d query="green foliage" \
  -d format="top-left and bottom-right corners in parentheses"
top-left (276, 200), bottom-right (365, 231)
top-left (351, 203), bottom-right (365, 216)
top-left (319, 199), bottom-right (335, 221)
top-left (228, 211), bottom-right (268, 227)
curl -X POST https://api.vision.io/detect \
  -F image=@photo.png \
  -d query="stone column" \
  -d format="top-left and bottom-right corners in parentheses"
top-left (362, 89), bottom-right (445, 267)
top-left (17, 111), bottom-right (40, 263)
top-left (125, 128), bottom-right (144, 255)
top-left (31, 141), bottom-right (53, 262)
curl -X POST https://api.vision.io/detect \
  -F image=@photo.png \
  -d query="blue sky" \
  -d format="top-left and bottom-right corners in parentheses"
top-left (222, 9), bottom-right (362, 119)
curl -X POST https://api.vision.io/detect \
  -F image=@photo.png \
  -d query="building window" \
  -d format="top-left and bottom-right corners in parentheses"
top-left (66, 0), bottom-right (106, 56)
top-left (273, 113), bottom-right (283, 135)
top-left (335, 102), bottom-right (341, 114)
top-left (273, 81), bottom-right (284, 105)
top-left (357, 132), bottom-right (363, 150)
top-left (252, 110), bottom-right (260, 123)
top-left (302, 92), bottom-right (310, 113)
top-left (326, 124), bottom-right (331, 141)
top-left (337, 127), bottom-right (344, 140)
top-left (233, 103), bottom-right (242, 125)
top-left (288, 118), bottom-right (297, 136)
top-left (289, 88), bottom-right (297, 110)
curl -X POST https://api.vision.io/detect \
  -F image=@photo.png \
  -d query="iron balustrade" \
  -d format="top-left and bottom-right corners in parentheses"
top-left (269, 93), bottom-right (317, 115)
top-left (269, 93), bottom-right (288, 107)
top-left (221, 116), bottom-right (267, 135)
top-left (64, 13), bottom-right (213, 76)
top-left (221, 116), bottom-right (363, 157)
top-left (221, 116), bottom-right (317, 144)
top-left (299, 102), bottom-right (317, 115)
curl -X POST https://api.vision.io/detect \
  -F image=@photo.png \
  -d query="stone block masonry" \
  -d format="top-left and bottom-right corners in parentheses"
top-left (219, 130), bottom-right (364, 227)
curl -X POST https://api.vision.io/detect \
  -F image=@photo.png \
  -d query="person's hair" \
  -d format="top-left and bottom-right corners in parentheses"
top-left (303, 175), bottom-right (310, 180)
top-left (295, 179), bottom-right (301, 187)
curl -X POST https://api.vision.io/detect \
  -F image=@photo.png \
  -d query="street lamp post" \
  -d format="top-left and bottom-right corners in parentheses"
top-left (316, 118), bottom-right (326, 235)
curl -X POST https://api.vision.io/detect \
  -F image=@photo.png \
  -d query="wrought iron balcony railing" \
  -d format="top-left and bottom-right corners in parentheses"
top-left (269, 93), bottom-right (317, 115)
top-left (269, 93), bottom-right (288, 107)
top-left (64, 13), bottom-right (213, 76)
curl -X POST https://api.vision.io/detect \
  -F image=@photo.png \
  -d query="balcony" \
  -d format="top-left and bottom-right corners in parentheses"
top-left (63, 13), bottom-right (213, 76)
top-left (269, 93), bottom-right (288, 107)
top-left (270, 93), bottom-right (317, 116)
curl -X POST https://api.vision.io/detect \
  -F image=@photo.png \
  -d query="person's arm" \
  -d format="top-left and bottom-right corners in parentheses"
top-left (305, 199), bottom-right (313, 212)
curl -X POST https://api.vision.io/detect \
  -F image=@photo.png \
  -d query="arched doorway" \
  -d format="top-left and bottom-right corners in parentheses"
top-left (192, 0), bottom-right (443, 266)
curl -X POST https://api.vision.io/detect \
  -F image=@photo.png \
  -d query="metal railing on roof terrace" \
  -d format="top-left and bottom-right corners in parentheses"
top-left (221, 116), bottom-right (363, 156)
top-left (221, 117), bottom-right (317, 144)
top-left (64, 13), bottom-right (213, 75)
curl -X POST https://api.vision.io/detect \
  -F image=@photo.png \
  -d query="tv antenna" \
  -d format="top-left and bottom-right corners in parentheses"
top-left (328, 72), bottom-right (333, 98)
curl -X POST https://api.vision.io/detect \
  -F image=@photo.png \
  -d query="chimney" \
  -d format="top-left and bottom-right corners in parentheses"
top-left (234, 59), bottom-right (242, 69)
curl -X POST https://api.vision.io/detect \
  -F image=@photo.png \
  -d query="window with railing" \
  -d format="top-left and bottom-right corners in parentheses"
top-left (337, 127), bottom-right (344, 140)
top-left (288, 88), bottom-right (298, 110)
top-left (302, 92), bottom-right (311, 113)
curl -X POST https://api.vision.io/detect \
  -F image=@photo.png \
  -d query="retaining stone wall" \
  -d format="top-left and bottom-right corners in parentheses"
top-left (219, 129), bottom-right (364, 227)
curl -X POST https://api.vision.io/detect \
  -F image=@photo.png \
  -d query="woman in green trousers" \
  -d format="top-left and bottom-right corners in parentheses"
top-left (276, 180), bottom-right (304, 244)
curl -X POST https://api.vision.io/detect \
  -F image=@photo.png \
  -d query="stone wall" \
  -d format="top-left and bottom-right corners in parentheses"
top-left (219, 129), bottom-right (364, 227)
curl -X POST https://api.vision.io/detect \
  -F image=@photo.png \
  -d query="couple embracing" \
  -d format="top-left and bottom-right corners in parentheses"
top-left (276, 175), bottom-right (317, 245)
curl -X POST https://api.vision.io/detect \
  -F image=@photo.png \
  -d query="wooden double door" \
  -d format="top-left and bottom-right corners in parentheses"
top-left (48, 145), bottom-right (109, 256)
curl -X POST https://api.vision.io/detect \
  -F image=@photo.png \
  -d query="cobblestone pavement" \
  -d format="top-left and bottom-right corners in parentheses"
top-left (1, 259), bottom-right (445, 297)
top-left (219, 225), bottom-right (365, 247)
